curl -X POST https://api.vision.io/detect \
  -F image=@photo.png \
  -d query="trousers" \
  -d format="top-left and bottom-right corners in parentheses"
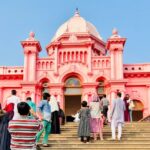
top-left (111, 120), bottom-right (122, 140)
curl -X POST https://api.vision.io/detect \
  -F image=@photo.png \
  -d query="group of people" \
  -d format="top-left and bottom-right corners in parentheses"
top-left (124, 94), bottom-right (135, 122)
top-left (0, 89), bottom-right (135, 149)
top-left (77, 92), bottom-right (134, 143)
top-left (0, 90), bottom-right (65, 150)
top-left (78, 94), bottom-right (109, 143)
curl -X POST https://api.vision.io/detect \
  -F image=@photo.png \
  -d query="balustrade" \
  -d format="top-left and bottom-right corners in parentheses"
top-left (37, 59), bottom-right (54, 70)
top-left (59, 51), bottom-right (87, 65)
top-left (92, 57), bottom-right (110, 69)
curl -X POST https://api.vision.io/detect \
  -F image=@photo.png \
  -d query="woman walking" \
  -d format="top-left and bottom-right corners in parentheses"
top-left (90, 94), bottom-right (103, 141)
top-left (49, 95), bottom-right (60, 134)
top-left (78, 101), bottom-right (91, 143)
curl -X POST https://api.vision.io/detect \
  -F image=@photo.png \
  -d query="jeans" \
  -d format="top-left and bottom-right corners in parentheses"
top-left (36, 120), bottom-right (51, 144)
top-left (129, 110), bottom-right (133, 122)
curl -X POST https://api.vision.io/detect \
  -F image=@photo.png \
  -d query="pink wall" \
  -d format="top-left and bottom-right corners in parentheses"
top-left (0, 18), bottom-right (150, 118)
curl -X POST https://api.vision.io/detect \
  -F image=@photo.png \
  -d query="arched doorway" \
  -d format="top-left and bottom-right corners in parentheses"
top-left (39, 78), bottom-right (50, 97)
top-left (96, 77), bottom-right (106, 100)
top-left (64, 77), bottom-right (82, 122)
top-left (132, 100), bottom-right (144, 121)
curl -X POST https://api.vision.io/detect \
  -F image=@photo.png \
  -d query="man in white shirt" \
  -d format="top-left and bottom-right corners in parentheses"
top-left (110, 92), bottom-right (126, 140)
top-left (5, 90), bottom-right (21, 120)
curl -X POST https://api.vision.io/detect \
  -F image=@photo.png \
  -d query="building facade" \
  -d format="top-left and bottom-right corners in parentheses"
top-left (0, 10), bottom-right (150, 120)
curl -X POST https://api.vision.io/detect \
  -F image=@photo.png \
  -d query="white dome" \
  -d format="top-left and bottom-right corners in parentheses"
top-left (51, 10), bottom-right (102, 41)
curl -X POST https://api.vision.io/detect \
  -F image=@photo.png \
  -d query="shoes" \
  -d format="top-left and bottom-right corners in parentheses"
top-left (81, 140), bottom-right (86, 143)
top-left (36, 145), bottom-right (41, 150)
top-left (42, 144), bottom-right (50, 147)
top-left (118, 137), bottom-right (121, 141)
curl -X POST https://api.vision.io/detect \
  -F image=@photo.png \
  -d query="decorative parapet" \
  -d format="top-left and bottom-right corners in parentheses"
top-left (123, 63), bottom-right (150, 72)
top-left (0, 66), bottom-right (24, 75)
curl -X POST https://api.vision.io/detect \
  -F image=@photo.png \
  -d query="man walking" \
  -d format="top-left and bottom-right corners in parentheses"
top-left (110, 92), bottom-right (125, 140)
top-left (4, 90), bottom-right (21, 120)
top-left (36, 93), bottom-right (51, 147)
top-left (101, 94), bottom-right (109, 124)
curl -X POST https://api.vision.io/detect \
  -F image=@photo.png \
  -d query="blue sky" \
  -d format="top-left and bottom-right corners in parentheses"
top-left (0, 0), bottom-right (150, 66)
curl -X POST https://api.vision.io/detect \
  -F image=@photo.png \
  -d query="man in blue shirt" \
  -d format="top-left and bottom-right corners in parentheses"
top-left (36, 93), bottom-right (51, 147)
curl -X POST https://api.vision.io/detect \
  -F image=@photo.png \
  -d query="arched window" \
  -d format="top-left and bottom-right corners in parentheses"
top-left (64, 77), bottom-right (81, 95)
top-left (65, 77), bottom-right (81, 87)
top-left (42, 82), bottom-right (49, 94)
top-left (97, 80), bottom-right (105, 96)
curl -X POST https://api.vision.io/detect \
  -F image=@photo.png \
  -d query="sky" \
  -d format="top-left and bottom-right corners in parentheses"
top-left (0, 0), bottom-right (150, 66)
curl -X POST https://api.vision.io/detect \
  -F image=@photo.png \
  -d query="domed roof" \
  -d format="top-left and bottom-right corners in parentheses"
top-left (51, 10), bottom-right (102, 41)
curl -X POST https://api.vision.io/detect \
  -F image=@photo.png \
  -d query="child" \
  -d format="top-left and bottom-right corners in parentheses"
top-left (78, 101), bottom-right (91, 143)
top-left (72, 111), bottom-right (80, 122)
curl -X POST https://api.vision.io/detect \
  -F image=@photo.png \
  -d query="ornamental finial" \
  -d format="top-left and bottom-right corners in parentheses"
top-left (26, 31), bottom-right (36, 41)
top-left (74, 8), bottom-right (80, 16)
top-left (112, 28), bottom-right (118, 35)
top-left (29, 31), bottom-right (35, 38)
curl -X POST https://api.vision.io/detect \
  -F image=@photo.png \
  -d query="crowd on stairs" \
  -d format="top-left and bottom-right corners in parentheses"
top-left (0, 89), bottom-right (135, 150)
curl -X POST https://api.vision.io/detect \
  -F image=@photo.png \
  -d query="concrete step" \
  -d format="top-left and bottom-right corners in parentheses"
top-left (40, 140), bottom-right (150, 144)
top-left (39, 122), bottom-right (150, 150)
top-left (40, 145), bottom-right (150, 150)
top-left (40, 143), bottom-right (150, 147)
top-left (40, 148), bottom-right (150, 150)
top-left (49, 134), bottom-right (150, 138)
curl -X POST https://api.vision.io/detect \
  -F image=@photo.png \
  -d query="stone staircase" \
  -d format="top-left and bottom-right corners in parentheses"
top-left (40, 122), bottom-right (150, 150)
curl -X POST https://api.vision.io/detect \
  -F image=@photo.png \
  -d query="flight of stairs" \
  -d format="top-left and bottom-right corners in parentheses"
top-left (41, 122), bottom-right (150, 150)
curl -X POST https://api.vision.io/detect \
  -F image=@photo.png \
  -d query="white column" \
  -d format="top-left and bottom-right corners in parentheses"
top-left (117, 51), bottom-right (123, 79)
top-left (81, 52), bottom-right (83, 63)
top-left (88, 46), bottom-right (92, 73)
top-left (62, 52), bottom-right (64, 63)
top-left (29, 53), bottom-right (36, 81)
top-left (110, 51), bottom-right (115, 79)
top-left (23, 53), bottom-right (28, 81)
top-left (54, 47), bottom-right (58, 73)
top-left (65, 52), bottom-right (68, 63)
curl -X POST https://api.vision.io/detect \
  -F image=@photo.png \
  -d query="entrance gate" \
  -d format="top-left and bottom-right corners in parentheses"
top-left (64, 77), bottom-right (82, 122)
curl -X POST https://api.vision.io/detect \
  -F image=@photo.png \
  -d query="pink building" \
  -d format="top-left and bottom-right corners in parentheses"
top-left (0, 10), bottom-right (150, 121)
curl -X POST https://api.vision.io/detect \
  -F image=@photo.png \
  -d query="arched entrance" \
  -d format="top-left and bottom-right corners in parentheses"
top-left (39, 78), bottom-right (50, 97)
top-left (132, 100), bottom-right (144, 121)
top-left (96, 77), bottom-right (106, 99)
top-left (64, 77), bottom-right (82, 122)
